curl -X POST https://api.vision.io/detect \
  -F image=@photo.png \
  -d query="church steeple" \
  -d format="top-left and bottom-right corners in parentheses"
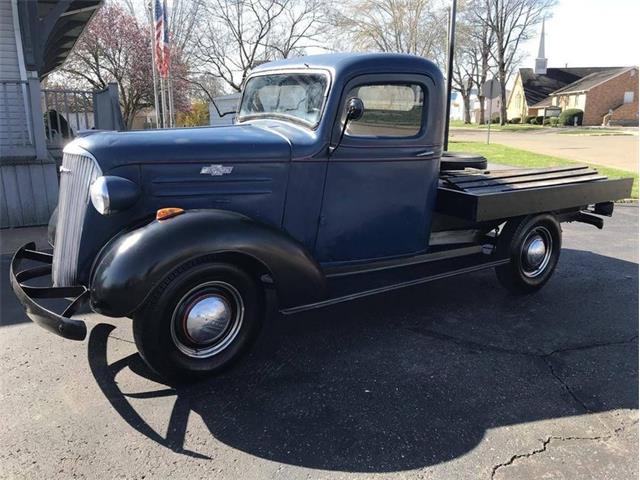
top-left (534, 19), bottom-right (548, 74)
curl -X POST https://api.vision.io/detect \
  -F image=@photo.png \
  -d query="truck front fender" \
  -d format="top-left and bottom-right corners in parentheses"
top-left (90, 210), bottom-right (327, 317)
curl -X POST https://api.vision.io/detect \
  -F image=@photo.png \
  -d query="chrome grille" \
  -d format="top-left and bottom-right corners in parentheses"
top-left (52, 147), bottom-right (101, 286)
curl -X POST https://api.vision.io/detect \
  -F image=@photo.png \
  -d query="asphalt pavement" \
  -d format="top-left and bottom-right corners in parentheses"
top-left (1, 205), bottom-right (638, 479)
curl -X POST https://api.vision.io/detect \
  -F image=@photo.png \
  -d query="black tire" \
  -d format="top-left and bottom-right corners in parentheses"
top-left (133, 260), bottom-right (264, 383)
top-left (495, 214), bottom-right (561, 294)
top-left (440, 152), bottom-right (488, 171)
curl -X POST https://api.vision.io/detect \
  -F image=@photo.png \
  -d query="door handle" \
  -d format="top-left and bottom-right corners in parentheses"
top-left (416, 150), bottom-right (435, 157)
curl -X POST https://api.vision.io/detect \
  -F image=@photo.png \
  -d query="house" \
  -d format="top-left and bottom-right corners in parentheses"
top-left (0, 0), bottom-right (118, 228)
top-left (547, 67), bottom-right (638, 126)
top-left (450, 89), bottom-right (508, 124)
top-left (507, 21), bottom-right (639, 126)
top-left (507, 66), bottom-right (613, 121)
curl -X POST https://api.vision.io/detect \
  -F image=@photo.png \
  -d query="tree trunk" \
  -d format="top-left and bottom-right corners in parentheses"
top-left (497, 61), bottom-right (508, 125)
top-left (478, 95), bottom-right (486, 124)
top-left (499, 81), bottom-right (507, 125)
top-left (463, 93), bottom-right (471, 124)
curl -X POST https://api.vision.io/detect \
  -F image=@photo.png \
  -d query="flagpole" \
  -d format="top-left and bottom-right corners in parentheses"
top-left (164, 0), bottom-right (174, 127)
top-left (160, 77), bottom-right (167, 128)
top-left (149, 1), bottom-right (160, 128)
top-left (168, 66), bottom-right (175, 127)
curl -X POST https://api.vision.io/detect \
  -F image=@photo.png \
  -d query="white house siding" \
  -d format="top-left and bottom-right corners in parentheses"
top-left (0, 0), bottom-right (30, 151)
top-left (1, 0), bottom-right (58, 228)
top-left (0, 162), bottom-right (58, 227)
top-left (0, 0), bottom-right (20, 80)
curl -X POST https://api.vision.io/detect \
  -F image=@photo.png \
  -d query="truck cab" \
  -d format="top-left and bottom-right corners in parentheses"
top-left (11, 53), bottom-right (632, 383)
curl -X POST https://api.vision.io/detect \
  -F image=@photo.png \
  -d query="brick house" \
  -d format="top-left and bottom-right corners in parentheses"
top-left (507, 21), bottom-right (639, 126)
top-left (547, 67), bottom-right (638, 126)
top-left (506, 66), bottom-right (611, 121)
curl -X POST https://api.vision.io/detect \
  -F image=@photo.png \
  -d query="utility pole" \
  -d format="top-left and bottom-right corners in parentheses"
top-left (443, 0), bottom-right (457, 151)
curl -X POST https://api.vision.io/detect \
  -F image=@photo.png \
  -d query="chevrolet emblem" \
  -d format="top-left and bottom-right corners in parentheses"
top-left (200, 165), bottom-right (234, 176)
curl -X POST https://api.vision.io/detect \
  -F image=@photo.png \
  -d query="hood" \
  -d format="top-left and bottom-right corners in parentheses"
top-left (70, 124), bottom-right (291, 171)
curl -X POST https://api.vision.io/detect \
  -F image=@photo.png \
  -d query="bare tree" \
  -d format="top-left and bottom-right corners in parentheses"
top-left (191, 0), bottom-right (326, 93)
top-left (468, 18), bottom-right (493, 124)
top-left (266, 0), bottom-right (328, 58)
top-left (451, 44), bottom-right (478, 123)
top-left (168, 0), bottom-right (206, 64)
top-left (331, 0), bottom-right (446, 60)
top-left (474, 0), bottom-right (555, 124)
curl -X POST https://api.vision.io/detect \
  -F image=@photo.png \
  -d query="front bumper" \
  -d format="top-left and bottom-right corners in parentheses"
top-left (10, 243), bottom-right (89, 340)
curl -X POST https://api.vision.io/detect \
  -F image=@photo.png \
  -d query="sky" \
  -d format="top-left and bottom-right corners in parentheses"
top-left (521, 0), bottom-right (640, 68)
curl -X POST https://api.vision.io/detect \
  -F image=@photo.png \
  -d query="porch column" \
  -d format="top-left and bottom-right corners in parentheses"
top-left (27, 73), bottom-right (47, 160)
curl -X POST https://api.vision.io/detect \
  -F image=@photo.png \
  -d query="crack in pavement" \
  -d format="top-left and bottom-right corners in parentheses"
top-left (407, 326), bottom-right (638, 360)
top-left (107, 333), bottom-right (135, 344)
top-left (489, 421), bottom-right (639, 479)
top-left (543, 356), bottom-right (592, 413)
top-left (408, 326), bottom-right (638, 413)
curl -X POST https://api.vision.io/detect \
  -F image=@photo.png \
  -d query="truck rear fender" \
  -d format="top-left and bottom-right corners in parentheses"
top-left (89, 210), bottom-right (327, 317)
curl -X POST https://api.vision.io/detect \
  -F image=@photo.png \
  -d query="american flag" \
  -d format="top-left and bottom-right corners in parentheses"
top-left (154, 0), bottom-right (170, 78)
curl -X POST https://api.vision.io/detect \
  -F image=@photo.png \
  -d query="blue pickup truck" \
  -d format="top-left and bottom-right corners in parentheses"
top-left (11, 53), bottom-right (632, 382)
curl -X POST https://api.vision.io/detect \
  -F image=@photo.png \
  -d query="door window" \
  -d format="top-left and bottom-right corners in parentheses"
top-left (343, 83), bottom-right (425, 138)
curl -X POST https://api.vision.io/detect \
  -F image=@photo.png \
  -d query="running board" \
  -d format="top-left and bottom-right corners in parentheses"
top-left (281, 255), bottom-right (509, 315)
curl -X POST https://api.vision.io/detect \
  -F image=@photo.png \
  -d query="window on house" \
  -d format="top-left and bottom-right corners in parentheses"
top-left (343, 83), bottom-right (425, 138)
top-left (623, 91), bottom-right (634, 104)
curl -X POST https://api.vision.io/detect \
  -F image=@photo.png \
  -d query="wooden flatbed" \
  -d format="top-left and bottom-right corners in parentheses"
top-left (435, 165), bottom-right (633, 222)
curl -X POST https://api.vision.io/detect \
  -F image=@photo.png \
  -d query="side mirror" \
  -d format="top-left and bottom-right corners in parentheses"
top-left (329, 97), bottom-right (365, 157)
top-left (345, 97), bottom-right (364, 121)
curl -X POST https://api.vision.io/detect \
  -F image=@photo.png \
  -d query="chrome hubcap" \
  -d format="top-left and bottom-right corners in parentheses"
top-left (184, 295), bottom-right (232, 344)
top-left (521, 227), bottom-right (553, 278)
top-left (171, 281), bottom-right (244, 359)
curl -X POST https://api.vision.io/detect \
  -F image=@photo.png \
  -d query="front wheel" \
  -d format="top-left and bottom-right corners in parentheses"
top-left (495, 214), bottom-right (562, 294)
top-left (133, 261), bottom-right (264, 383)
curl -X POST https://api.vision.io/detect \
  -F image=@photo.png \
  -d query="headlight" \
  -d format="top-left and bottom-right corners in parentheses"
top-left (90, 176), bottom-right (139, 215)
top-left (90, 176), bottom-right (110, 214)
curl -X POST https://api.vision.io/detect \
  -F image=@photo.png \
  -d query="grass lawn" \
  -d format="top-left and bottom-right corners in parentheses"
top-left (449, 120), bottom-right (545, 132)
top-left (450, 140), bottom-right (638, 199)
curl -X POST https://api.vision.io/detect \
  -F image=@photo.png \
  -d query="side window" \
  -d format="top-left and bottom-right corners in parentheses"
top-left (344, 83), bottom-right (425, 138)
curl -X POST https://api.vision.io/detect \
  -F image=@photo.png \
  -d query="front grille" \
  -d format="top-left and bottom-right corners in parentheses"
top-left (52, 148), bottom-right (101, 286)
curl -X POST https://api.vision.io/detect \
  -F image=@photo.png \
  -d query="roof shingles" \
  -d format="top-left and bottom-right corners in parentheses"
top-left (519, 67), bottom-right (619, 107)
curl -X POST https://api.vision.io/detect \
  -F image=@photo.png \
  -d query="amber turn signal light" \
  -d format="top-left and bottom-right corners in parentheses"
top-left (156, 207), bottom-right (184, 221)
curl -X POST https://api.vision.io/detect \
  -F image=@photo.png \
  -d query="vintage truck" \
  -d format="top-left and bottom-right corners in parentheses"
top-left (11, 53), bottom-right (633, 382)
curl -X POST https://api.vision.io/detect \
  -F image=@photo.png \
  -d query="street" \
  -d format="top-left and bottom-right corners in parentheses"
top-left (1, 204), bottom-right (638, 479)
top-left (450, 128), bottom-right (639, 172)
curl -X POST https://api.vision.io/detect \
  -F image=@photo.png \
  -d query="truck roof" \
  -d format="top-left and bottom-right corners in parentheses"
top-left (251, 52), bottom-right (443, 83)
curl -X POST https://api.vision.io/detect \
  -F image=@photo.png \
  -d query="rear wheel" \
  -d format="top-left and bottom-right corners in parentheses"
top-left (133, 261), bottom-right (263, 383)
top-left (495, 214), bottom-right (562, 294)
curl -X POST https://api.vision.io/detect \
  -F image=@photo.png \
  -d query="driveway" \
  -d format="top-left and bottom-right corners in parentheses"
top-left (450, 128), bottom-right (639, 172)
top-left (1, 205), bottom-right (638, 479)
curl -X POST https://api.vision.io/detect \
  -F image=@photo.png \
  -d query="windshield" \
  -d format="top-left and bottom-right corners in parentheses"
top-left (238, 72), bottom-right (328, 127)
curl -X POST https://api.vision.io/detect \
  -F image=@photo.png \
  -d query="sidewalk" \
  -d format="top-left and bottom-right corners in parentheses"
top-left (450, 128), bottom-right (639, 172)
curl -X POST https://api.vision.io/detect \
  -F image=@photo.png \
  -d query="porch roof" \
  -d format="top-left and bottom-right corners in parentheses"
top-left (18, 0), bottom-right (103, 78)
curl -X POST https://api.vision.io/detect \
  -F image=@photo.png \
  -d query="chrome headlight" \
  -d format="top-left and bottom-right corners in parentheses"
top-left (90, 176), bottom-right (139, 215)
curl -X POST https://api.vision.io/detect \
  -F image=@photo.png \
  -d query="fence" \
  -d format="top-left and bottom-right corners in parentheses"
top-left (41, 83), bottom-right (125, 149)
top-left (41, 88), bottom-right (95, 148)
top-left (1, 80), bottom-right (125, 228)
